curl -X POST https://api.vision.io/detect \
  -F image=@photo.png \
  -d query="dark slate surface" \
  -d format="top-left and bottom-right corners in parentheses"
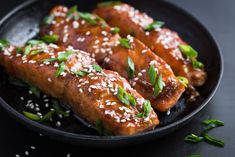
top-left (0, 0), bottom-right (234, 156)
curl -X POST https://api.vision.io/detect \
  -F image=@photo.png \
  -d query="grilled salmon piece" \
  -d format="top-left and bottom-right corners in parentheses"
top-left (0, 43), bottom-right (159, 135)
top-left (40, 5), bottom-right (185, 112)
top-left (94, 2), bottom-right (207, 87)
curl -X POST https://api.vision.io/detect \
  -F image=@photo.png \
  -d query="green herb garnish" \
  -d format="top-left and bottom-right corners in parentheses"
top-left (177, 76), bottom-right (189, 87)
top-left (92, 64), bottom-right (102, 72)
top-left (111, 27), bottom-right (120, 34)
top-left (30, 49), bottom-right (45, 56)
top-left (136, 100), bottom-right (152, 118)
top-left (27, 40), bottom-right (45, 45)
top-left (29, 84), bottom-right (40, 98)
top-left (57, 50), bottom-right (74, 62)
top-left (202, 132), bottom-right (224, 147)
top-left (42, 15), bottom-right (54, 25)
top-left (55, 62), bottom-right (66, 77)
top-left (148, 64), bottom-right (157, 86)
top-left (16, 48), bottom-right (23, 54)
top-left (23, 111), bottom-right (41, 121)
top-left (40, 110), bottom-right (55, 122)
top-left (52, 100), bottom-right (69, 117)
top-left (127, 57), bottom-right (135, 79)
top-left (119, 38), bottom-right (131, 49)
top-left (117, 86), bottom-right (136, 107)
top-left (79, 12), bottom-right (97, 25)
top-left (73, 70), bottom-right (90, 77)
top-left (153, 74), bottom-right (164, 97)
top-left (41, 35), bottom-right (59, 44)
top-left (0, 39), bottom-right (9, 51)
top-left (178, 44), bottom-right (204, 69)
top-left (95, 119), bottom-right (113, 136)
top-left (202, 119), bottom-right (224, 131)
top-left (67, 6), bottom-right (78, 19)
top-left (24, 45), bottom-right (32, 55)
top-left (144, 21), bottom-right (164, 31)
top-left (97, 1), bottom-right (121, 7)
top-left (184, 134), bottom-right (204, 143)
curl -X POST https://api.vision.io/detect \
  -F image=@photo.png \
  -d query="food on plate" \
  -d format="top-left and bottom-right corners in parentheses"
top-left (40, 5), bottom-right (185, 112)
top-left (94, 2), bottom-right (207, 87)
top-left (0, 41), bottom-right (159, 135)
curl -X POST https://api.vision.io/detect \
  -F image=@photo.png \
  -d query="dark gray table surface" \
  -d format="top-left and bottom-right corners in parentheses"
top-left (0, 0), bottom-right (234, 156)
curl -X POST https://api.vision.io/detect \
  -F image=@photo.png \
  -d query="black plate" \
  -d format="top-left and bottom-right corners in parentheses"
top-left (0, 0), bottom-right (223, 147)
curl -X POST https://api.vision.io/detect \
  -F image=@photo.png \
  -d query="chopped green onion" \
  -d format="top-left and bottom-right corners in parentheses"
top-left (42, 15), bottom-right (54, 25)
top-left (79, 12), bottom-right (97, 25)
top-left (92, 64), bottom-right (102, 72)
top-left (117, 86), bottom-right (136, 106)
top-left (40, 110), bottom-right (55, 122)
top-left (41, 35), bottom-right (59, 44)
top-left (0, 39), bottom-right (10, 51)
top-left (29, 84), bottom-right (40, 98)
top-left (95, 119), bottom-right (113, 136)
top-left (57, 50), bottom-right (74, 62)
top-left (101, 23), bottom-right (108, 28)
top-left (177, 76), bottom-right (189, 87)
top-left (67, 6), bottom-right (78, 18)
top-left (127, 57), bottom-right (135, 79)
top-left (43, 58), bottom-right (57, 63)
top-left (136, 100), bottom-right (152, 118)
top-left (184, 134), bottom-right (204, 143)
top-left (16, 48), bottom-right (23, 54)
top-left (202, 132), bottom-right (224, 147)
top-left (119, 38), bottom-right (131, 48)
top-left (111, 27), bottom-right (120, 34)
top-left (144, 21), bottom-right (164, 31)
top-left (179, 44), bottom-right (198, 58)
top-left (178, 44), bottom-right (204, 69)
top-left (23, 111), bottom-right (41, 121)
top-left (30, 49), bottom-right (45, 56)
top-left (202, 119), bottom-right (224, 131)
top-left (97, 1), bottom-right (121, 7)
top-left (148, 64), bottom-right (157, 86)
top-left (27, 40), bottom-right (45, 45)
top-left (73, 70), bottom-right (90, 77)
top-left (153, 74), bottom-right (164, 97)
top-left (52, 100), bottom-right (69, 117)
top-left (55, 62), bottom-right (66, 77)
top-left (192, 60), bottom-right (204, 69)
top-left (24, 45), bottom-right (32, 55)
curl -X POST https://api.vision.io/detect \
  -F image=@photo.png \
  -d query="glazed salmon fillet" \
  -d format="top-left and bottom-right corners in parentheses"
top-left (0, 43), bottom-right (159, 135)
top-left (40, 5), bottom-right (185, 112)
top-left (94, 2), bottom-right (207, 87)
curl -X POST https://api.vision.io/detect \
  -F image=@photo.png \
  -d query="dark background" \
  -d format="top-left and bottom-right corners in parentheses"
top-left (0, 0), bottom-right (234, 156)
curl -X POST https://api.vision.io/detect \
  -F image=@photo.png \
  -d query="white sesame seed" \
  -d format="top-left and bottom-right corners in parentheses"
top-left (30, 146), bottom-right (36, 150)
top-left (67, 153), bottom-right (71, 157)
top-left (47, 78), bottom-right (52, 82)
top-left (25, 151), bottom-right (29, 156)
top-left (72, 21), bottom-right (79, 29)
top-left (15, 154), bottom-right (20, 157)
top-left (56, 121), bottom-right (61, 127)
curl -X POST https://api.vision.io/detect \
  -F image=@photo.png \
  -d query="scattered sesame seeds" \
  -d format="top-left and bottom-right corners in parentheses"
top-left (141, 49), bottom-right (148, 54)
top-left (47, 78), bottom-right (52, 82)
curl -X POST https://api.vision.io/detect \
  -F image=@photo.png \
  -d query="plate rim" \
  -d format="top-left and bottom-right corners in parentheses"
top-left (0, 0), bottom-right (224, 143)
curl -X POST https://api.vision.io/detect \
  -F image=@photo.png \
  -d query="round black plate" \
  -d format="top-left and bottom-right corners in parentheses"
top-left (0, 0), bottom-right (223, 147)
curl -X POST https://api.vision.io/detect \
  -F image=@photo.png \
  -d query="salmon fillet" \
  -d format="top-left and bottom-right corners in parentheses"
top-left (0, 42), bottom-right (159, 135)
top-left (94, 2), bottom-right (207, 87)
top-left (40, 5), bottom-right (185, 112)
